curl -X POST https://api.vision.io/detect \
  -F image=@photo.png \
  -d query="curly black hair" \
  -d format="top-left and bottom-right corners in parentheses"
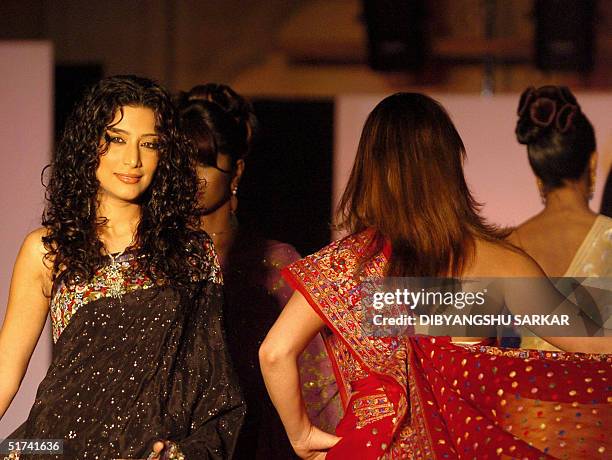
top-left (42, 75), bottom-right (209, 286)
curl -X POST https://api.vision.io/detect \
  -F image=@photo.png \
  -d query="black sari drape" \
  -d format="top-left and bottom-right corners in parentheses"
top-left (11, 252), bottom-right (244, 459)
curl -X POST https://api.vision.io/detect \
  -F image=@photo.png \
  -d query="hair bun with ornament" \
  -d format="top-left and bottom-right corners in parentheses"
top-left (516, 85), bottom-right (580, 145)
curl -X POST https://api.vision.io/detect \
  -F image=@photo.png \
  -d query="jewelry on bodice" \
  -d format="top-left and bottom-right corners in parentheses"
top-left (106, 248), bottom-right (127, 299)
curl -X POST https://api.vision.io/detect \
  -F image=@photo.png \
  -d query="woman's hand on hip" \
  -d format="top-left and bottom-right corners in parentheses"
top-left (291, 424), bottom-right (341, 459)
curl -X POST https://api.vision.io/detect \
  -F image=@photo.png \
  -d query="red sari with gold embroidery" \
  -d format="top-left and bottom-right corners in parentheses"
top-left (282, 230), bottom-right (611, 460)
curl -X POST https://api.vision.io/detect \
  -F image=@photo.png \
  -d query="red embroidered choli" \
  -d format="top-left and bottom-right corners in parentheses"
top-left (282, 230), bottom-right (611, 460)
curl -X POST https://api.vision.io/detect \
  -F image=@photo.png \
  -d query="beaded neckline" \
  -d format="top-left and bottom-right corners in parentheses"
top-left (103, 248), bottom-right (143, 264)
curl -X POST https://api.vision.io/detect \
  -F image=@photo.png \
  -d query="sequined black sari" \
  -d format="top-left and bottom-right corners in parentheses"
top-left (11, 246), bottom-right (245, 459)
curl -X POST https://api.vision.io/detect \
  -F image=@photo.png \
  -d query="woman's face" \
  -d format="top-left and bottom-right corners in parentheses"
top-left (195, 153), bottom-right (234, 213)
top-left (96, 106), bottom-right (160, 204)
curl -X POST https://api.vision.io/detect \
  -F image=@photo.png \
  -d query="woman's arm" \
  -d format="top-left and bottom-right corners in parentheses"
top-left (0, 229), bottom-right (51, 419)
top-left (259, 291), bottom-right (340, 459)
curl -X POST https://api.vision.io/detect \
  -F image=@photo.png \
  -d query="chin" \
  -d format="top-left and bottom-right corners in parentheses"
top-left (104, 190), bottom-right (147, 204)
top-left (98, 181), bottom-right (152, 204)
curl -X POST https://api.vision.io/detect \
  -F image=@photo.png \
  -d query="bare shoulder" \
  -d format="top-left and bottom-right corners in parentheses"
top-left (510, 214), bottom-right (546, 245)
top-left (7, 227), bottom-right (54, 298)
top-left (501, 247), bottom-right (545, 277)
top-left (18, 228), bottom-right (53, 274)
top-left (506, 228), bottom-right (521, 247)
top-left (21, 227), bottom-right (50, 256)
top-left (467, 239), bottom-right (545, 278)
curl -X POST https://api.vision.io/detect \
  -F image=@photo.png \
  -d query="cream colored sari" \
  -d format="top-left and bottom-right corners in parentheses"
top-left (522, 214), bottom-right (612, 349)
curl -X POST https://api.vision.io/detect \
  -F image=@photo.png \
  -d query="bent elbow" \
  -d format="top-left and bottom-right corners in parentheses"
top-left (259, 337), bottom-right (293, 371)
top-left (258, 339), bottom-right (278, 368)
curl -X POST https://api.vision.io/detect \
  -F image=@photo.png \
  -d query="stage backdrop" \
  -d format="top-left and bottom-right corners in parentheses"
top-left (334, 94), bottom-right (612, 234)
top-left (0, 41), bottom-right (53, 437)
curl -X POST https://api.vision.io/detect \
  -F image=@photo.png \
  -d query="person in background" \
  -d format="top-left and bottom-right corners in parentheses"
top-left (0, 75), bottom-right (244, 459)
top-left (260, 92), bottom-right (611, 460)
top-left (511, 85), bottom-right (612, 350)
top-left (178, 84), bottom-right (341, 459)
top-left (600, 167), bottom-right (612, 217)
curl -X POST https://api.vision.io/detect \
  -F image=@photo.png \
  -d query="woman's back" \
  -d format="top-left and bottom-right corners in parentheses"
top-left (510, 209), bottom-right (598, 276)
top-left (462, 237), bottom-right (531, 278)
top-left (510, 85), bottom-right (601, 278)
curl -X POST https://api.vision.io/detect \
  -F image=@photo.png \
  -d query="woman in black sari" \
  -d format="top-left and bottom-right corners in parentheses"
top-left (0, 76), bottom-right (244, 459)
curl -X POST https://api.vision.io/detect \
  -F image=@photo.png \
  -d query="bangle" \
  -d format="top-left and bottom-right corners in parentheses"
top-left (146, 441), bottom-right (185, 460)
top-left (162, 441), bottom-right (185, 460)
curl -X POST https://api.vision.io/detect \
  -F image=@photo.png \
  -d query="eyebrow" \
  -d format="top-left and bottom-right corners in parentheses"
top-left (107, 127), bottom-right (159, 137)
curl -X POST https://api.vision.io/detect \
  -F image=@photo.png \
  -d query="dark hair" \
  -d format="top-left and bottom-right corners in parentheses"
top-left (177, 83), bottom-right (257, 169)
top-left (338, 92), bottom-right (509, 277)
top-left (42, 75), bottom-right (209, 285)
top-left (515, 85), bottom-right (596, 190)
top-left (602, 168), bottom-right (612, 218)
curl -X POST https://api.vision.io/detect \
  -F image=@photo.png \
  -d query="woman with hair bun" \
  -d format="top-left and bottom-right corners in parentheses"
top-left (178, 84), bottom-right (340, 459)
top-left (0, 76), bottom-right (244, 459)
top-left (511, 85), bottom-right (612, 349)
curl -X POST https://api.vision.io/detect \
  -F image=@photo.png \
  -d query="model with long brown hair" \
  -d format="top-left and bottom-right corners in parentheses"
top-left (260, 93), bottom-right (611, 459)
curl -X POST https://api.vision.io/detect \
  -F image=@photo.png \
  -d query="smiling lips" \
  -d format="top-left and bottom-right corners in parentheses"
top-left (115, 173), bottom-right (143, 184)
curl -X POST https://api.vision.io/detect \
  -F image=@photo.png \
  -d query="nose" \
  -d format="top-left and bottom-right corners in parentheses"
top-left (122, 141), bottom-right (142, 168)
